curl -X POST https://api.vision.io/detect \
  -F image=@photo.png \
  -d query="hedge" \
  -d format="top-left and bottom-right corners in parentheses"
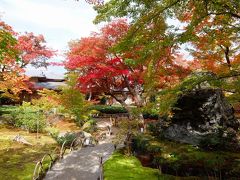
top-left (90, 105), bottom-right (159, 119)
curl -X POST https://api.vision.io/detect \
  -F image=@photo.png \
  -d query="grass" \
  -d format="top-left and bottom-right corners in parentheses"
top-left (104, 152), bottom-right (203, 180)
top-left (149, 139), bottom-right (240, 167)
top-left (0, 143), bottom-right (57, 180)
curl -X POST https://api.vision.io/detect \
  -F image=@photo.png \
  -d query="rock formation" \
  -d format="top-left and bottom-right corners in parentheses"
top-left (163, 88), bottom-right (240, 150)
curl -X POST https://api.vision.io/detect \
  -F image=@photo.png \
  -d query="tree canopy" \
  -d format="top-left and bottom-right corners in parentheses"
top-left (0, 20), bottom-right (54, 99)
top-left (93, 0), bottom-right (240, 73)
top-left (65, 19), bottom-right (145, 108)
top-left (90, 0), bottom-right (240, 115)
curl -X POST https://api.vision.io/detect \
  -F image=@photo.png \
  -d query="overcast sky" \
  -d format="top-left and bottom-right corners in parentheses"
top-left (0, 0), bottom-right (98, 78)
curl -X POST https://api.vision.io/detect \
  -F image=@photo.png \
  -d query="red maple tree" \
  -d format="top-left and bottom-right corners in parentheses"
top-left (65, 19), bottom-right (191, 123)
top-left (66, 20), bottom-right (144, 112)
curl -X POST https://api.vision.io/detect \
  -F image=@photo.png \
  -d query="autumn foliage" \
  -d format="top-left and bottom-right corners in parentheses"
top-left (0, 20), bottom-right (54, 99)
top-left (65, 19), bottom-right (191, 113)
top-left (65, 20), bottom-right (142, 98)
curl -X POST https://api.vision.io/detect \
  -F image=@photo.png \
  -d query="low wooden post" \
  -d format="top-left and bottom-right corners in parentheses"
top-left (36, 111), bottom-right (39, 140)
top-left (99, 156), bottom-right (103, 180)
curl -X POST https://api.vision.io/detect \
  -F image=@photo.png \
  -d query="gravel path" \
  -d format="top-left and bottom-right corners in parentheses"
top-left (44, 119), bottom-right (115, 180)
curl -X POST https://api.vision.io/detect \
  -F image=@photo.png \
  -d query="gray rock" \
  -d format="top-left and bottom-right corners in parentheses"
top-left (13, 134), bottom-right (32, 146)
top-left (75, 131), bottom-right (97, 146)
top-left (163, 88), bottom-right (240, 150)
top-left (58, 132), bottom-right (69, 138)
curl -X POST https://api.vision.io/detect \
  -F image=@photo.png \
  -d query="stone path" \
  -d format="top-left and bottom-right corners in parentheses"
top-left (44, 143), bottom-right (114, 180)
top-left (44, 119), bottom-right (115, 180)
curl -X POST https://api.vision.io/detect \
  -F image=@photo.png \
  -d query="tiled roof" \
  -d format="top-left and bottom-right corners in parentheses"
top-left (34, 82), bottom-right (66, 90)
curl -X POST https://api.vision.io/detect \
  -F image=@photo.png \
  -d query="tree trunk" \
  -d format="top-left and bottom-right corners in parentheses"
top-left (110, 90), bottom-right (145, 132)
top-left (224, 46), bottom-right (232, 69)
top-left (87, 92), bottom-right (92, 101)
top-left (132, 85), bottom-right (145, 130)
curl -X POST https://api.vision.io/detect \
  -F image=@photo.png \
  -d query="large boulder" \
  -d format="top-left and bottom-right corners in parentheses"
top-left (163, 88), bottom-right (240, 150)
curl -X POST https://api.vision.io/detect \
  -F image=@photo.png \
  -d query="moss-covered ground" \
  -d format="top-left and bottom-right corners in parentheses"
top-left (104, 152), bottom-right (204, 180)
top-left (0, 105), bottom-right (89, 180)
top-left (104, 152), bottom-right (161, 180)
top-left (0, 125), bottom-right (58, 180)
top-left (133, 134), bottom-right (240, 179)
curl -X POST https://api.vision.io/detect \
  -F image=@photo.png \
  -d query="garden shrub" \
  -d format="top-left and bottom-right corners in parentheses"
top-left (0, 105), bottom-right (17, 116)
top-left (132, 135), bottom-right (151, 153)
top-left (82, 119), bottom-right (97, 133)
top-left (2, 113), bottom-right (17, 126)
top-left (90, 105), bottom-right (127, 114)
top-left (45, 127), bottom-right (60, 138)
top-left (32, 89), bottom-right (63, 112)
top-left (132, 135), bottom-right (161, 154)
top-left (8, 102), bottom-right (46, 132)
top-left (60, 73), bottom-right (92, 126)
top-left (199, 128), bottom-right (239, 151)
top-left (55, 132), bottom-right (77, 147)
top-left (91, 105), bottom-right (161, 119)
top-left (143, 112), bottom-right (159, 120)
top-left (0, 96), bottom-right (15, 105)
top-left (147, 123), bottom-right (159, 135)
top-left (147, 121), bottom-right (167, 138)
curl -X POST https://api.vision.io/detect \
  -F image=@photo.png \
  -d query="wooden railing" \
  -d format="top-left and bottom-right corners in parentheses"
top-left (32, 146), bottom-right (59, 180)
top-left (92, 113), bottom-right (130, 119)
top-left (32, 138), bottom-right (83, 180)
top-left (98, 144), bottom-right (117, 180)
top-left (32, 153), bottom-right (54, 180)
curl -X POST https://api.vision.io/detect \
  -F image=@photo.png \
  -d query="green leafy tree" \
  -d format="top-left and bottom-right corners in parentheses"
top-left (32, 88), bottom-right (63, 112)
top-left (93, 0), bottom-right (240, 113)
top-left (0, 27), bottom-right (19, 64)
top-left (60, 73), bottom-right (92, 126)
top-left (93, 0), bottom-right (240, 76)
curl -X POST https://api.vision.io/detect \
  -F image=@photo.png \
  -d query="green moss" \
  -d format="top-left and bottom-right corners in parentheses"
top-left (134, 135), bottom-right (240, 178)
top-left (104, 152), bottom-right (175, 180)
top-left (0, 116), bottom-right (79, 180)
top-left (0, 126), bottom-right (58, 180)
top-left (0, 143), bottom-right (58, 180)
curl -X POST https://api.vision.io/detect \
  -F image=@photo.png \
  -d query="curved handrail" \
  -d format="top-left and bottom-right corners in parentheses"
top-left (69, 138), bottom-right (83, 152)
top-left (41, 154), bottom-right (54, 170)
top-left (32, 146), bottom-right (62, 180)
top-left (32, 154), bottom-right (54, 180)
top-left (32, 161), bottom-right (41, 180)
top-left (37, 162), bottom-right (43, 178)
top-left (60, 140), bottom-right (67, 159)
top-left (32, 137), bottom-right (86, 180)
top-left (52, 146), bottom-right (60, 156)
top-left (69, 138), bottom-right (77, 152)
